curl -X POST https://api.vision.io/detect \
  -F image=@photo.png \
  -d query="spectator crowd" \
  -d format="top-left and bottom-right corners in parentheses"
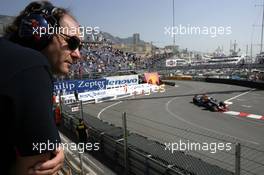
top-left (67, 41), bottom-right (147, 79)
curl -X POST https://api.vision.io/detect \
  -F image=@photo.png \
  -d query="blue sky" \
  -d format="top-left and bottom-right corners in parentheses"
top-left (0, 0), bottom-right (263, 55)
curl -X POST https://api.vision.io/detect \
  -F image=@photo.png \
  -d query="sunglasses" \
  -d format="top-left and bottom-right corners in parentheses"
top-left (59, 33), bottom-right (83, 51)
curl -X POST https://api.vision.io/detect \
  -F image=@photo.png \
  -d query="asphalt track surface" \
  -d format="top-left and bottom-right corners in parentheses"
top-left (82, 81), bottom-right (264, 174)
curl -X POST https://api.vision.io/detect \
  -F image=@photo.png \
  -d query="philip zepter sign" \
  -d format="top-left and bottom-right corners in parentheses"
top-left (54, 79), bottom-right (107, 94)
top-left (53, 75), bottom-right (139, 95)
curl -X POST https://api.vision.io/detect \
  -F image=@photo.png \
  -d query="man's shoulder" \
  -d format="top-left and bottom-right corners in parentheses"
top-left (0, 38), bottom-right (50, 67)
top-left (0, 38), bottom-right (51, 82)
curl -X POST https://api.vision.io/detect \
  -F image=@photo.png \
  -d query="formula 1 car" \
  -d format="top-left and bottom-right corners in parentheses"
top-left (192, 95), bottom-right (228, 112)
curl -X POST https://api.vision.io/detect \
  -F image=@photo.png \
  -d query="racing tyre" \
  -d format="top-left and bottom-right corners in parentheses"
top-left (211, 106), bottom-right (218, 112)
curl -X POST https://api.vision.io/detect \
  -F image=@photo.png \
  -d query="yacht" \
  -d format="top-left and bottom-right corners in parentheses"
top-left (166, 58), bottom-right (189, 67)
top-left (207, 55), bottom-right (244, 65)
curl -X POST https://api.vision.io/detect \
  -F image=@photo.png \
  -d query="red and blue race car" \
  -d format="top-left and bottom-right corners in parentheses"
top-left (192, 94), bottom-right (228, 112)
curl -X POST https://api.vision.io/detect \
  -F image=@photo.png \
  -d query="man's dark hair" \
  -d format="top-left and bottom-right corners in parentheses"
top-left (4, 1), bottom-right (70, 49)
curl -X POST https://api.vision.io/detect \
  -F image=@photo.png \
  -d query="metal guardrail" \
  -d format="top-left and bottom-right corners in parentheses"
top-left (60, 155), bottom-right (82, 175)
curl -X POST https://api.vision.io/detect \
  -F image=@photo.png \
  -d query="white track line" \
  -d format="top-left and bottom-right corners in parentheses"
top-left (97, 101), bottom-right (123, 119)
top-left (224, 88), bottom-right (255, 104)
top-left (165, 97), bottom-right (259, 145)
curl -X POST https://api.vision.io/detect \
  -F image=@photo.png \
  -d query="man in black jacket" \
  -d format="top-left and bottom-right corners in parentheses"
top-left (0, 1), bottom-right (82, 174)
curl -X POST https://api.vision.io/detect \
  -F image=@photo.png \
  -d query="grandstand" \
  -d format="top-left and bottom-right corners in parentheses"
top-left (65, 40), bottom-right (150, 80)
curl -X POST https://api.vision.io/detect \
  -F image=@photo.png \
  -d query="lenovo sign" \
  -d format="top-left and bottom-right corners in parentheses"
top-left (106, 75), bottom-right (139, 88)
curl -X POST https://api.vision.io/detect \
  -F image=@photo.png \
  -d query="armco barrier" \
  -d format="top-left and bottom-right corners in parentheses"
top-left (204, 78), bottom-right (264, 90)
top-left (163, 77), bottom-right (264, 90)
top-left (60, 102), bottom-right (234, 175)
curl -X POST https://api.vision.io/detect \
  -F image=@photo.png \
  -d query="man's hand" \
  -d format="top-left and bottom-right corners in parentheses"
top-left (28, 148), bottom-right (64, 175)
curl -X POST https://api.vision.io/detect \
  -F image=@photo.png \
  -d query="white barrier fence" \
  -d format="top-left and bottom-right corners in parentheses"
top-left (59, 83), bottom-right (165, 107)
